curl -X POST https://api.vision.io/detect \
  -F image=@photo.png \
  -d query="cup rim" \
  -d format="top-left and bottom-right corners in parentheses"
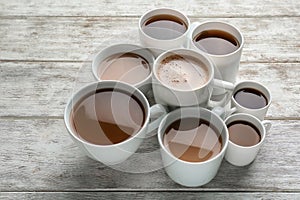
top-left (64, 81), bottom-right (150, 148)
top-left (152, 48), bottom-right (214, 92)
top-left (231, 80), bottom-right (272, 111)
top-left (138, 7), bottom-right (191, 42)
top-left (91, 43), bottom-right (155, 88)
top-left (191, 21), bottom-right (244, 57)
top-left (225, 113), bottom-right (266, 149)
top-left (157, 107), bottom-right (229, 165)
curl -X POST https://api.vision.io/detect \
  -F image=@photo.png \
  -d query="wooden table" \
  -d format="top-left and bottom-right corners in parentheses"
top-left (0, 0), bottom-right (299, 199)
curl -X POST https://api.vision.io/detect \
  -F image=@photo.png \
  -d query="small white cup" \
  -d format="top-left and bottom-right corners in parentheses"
top-left (152, 48), bottom-right (235, 107)
top-left (139, 8), bottom-right (191, 56)
top-left (64, 81), bottom-right (166, 165)
top-left (92, 44), bottom-right (155, 94)
top-left (224, 113), bottom-right (272, 166)
top-left (157, 107), bottom-right (229, 187)
top-left (231, 81), bottom-right (272, 120)
top-left (188, 21), bottom-right (244, 95)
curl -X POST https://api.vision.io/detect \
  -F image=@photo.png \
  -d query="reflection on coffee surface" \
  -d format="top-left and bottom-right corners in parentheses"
top-left (71, 89), bottom-right (145, 145)
top-left (234, 88), bottom-right (268, 109)
top-left (142, 14), bottom-right (187, 40)
top-left (98, 53), bottom-right (151, 85)
top-left (228, 120), bottom-right (261, 147)
top-left (163, 118), bottom-right (222, 162)
top-left (157, 55), bottom-right (209, 90)
top-left (193, 29), bottom-right (240, 55)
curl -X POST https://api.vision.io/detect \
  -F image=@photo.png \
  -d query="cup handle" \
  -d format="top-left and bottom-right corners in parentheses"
top-left (212, 106), bottom-right (237, 120)
top-left (262, 120), bottom-right (272, 133)
top-left (147, 104), bottom-right (167, 134)
top-left (207, 79), bottom-right (235, 108)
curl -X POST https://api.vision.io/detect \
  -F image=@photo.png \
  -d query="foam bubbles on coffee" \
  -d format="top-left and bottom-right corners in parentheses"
top-left (157, 55), bottom-right (209, 90)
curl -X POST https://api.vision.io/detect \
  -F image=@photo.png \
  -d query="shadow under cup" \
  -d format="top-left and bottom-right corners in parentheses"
top-left (157, 107), bottom-right (229, 187)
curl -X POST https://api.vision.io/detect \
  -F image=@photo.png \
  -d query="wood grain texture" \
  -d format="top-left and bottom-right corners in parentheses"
top-left (0, 17), bottom-right (299, 62)
top-left (0, 0), bottom-right (299, 17)
top-left (0, 62), bottom-right (299, 118)
top-left (0, 192), bottom-right (299, 200)
top-left (0, 119), bottom-right (299, 191)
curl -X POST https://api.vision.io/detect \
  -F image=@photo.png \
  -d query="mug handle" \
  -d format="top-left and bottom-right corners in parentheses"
top-left (147, 104), bottom-right (167, 134)
top-left (212, 106), bottom-right (237, 120)
top-left (207, 79), bottom-right (235, 108)
top-left (262, 120), bottom-right (272, 133)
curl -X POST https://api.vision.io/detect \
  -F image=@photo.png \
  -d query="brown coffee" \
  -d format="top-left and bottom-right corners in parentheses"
top-left (142, 14), bottom-right (188, 40)
top-left (157, 55), bottom-right (209, 90)
top-left (193, 30), bottom-right (240, 55)
top-left (234, 88), bottom-right (268, 109)
top-left (71, 88), bottom-right (145, 145)
top-left (163, 118), bottom-right (222, 162)
top-left (227, 121), bottom-right (261, 147)
top-left (98, 53), bottom-right (151, 85)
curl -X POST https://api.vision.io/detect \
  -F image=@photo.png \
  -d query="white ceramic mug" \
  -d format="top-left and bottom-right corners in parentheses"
top-left (188, 21), bottom-right (244, 95)
top-left (91, 44), bottom-right (155, 94)
top-left (224, 113), bottom-right (272, 166)
top-left (139, 8), bottom-right (191, 56)
top-left (152, 48), bottom-right (235, 107)
top-left (231, 80), bottom-right (272, 120)
top-left (157, 107), bottom-right (229, 187)
top-left (64, 81), bottom-right (166, 165)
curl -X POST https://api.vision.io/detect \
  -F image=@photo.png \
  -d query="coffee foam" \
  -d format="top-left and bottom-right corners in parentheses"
top-left (157, 55), bottom-right (209, 90)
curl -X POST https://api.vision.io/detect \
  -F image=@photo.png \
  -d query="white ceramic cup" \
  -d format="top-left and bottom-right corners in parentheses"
top-left (64, 81), bottom-right (166, 165)
top-left (92, 44), bottom-right (155, 94)
top-left (152, 48), bottom-right (235, 107)
top-left (231, 81), bottom-right (272, 120)
top-left (157, 107), bottom-right (229, 187)
top-left (188, 21), bottom-right (244, 95)
top-left (224, 113), bottom-right (272, 166)
top-left (139, 8), bottom-right (191, 56)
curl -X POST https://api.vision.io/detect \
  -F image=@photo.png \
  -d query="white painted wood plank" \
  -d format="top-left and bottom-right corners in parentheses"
top-left (0, 119), bottom-right (299, 191)
top-left (0, 192), bottom-right (299, 199)
top-left (0, 0), bottom-right (299, 17)
top-left (0, 17), bottom-right (299, 62)
top-left (0, 62), bottom-right (298, 118)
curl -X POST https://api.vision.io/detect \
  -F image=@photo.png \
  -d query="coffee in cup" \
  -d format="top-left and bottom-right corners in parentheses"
top-left (139, 8), bottom-right (190, 56)
top-left (92, 44), bottom-right (155, 94)
top-left (157, 107), bottom-right (229, 187)
top-left (64, 81), bottom-right (166, 165)
top-left (225, 113), bottom-right (272, 166)
top-left (163, 117), bottom-right (222, 162)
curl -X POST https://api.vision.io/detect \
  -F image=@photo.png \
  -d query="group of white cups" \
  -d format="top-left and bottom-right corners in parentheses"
top-left (64, 8), bottom-right (272, 187)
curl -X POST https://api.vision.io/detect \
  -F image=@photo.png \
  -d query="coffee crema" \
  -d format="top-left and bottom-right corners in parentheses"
top-left (193, 29), bottom-right (240, 55)
top-left (163, 118), bottom-right (222, 162)
top-left (157, 55), bottom-right (209, 90)
top-left (98, 52), bottom-right (151, 85)
top-left (142, 14), bottom-right (188, 40)
top-left (71, 89), bottom-right (145, 145)
top-left (234, 88), bottom-right (268, 109)
top-left (227, 120), bottom-right (261, 147)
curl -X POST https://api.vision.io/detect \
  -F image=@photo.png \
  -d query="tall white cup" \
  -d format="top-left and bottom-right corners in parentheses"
top-left (157, 107), bottom-right (229, 187)
top-left (188, 21), bottom-right (244, 95)
top-left (139, 8), bottom-right (191, 56)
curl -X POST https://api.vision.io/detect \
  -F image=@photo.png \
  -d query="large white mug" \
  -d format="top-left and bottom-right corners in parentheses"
top-left (157, 107), bottom-right (229, 187)
top-left (152, 48), bottom-right (235, 107)
top-left (188, 21), bottom-right (244, 95)
top-left (139, 8), bottom-right (191, 56)
top-left (64, 81), bottom-right (166, 165)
